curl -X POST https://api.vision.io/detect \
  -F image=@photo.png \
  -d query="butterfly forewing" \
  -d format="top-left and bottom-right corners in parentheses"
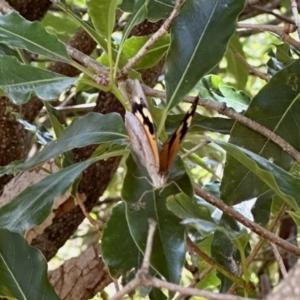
top-left (131, 80), bottom-right (160, 170)
top-left (126, 79), bottom-right (198, 188)
top-left (159, 97), bottom-right (198, 174)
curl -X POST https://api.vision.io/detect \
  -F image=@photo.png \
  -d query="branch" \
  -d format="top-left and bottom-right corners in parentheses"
top-left (120, 0), bottom-right (185, 77)
top-left (269, 241), bottom-right (288, 278)
top-left (290, 0), bottom-right (300, 40)
top-left (0, 0), bottom-right (13, 14)
top-left (252, 5), bottom-right (295, 24)
top-left (237, 23), bottom-right (300, 48)
top-left (228, 204), bottom-right (287, 294)
top-left (186, 236), bottom-right (247, 289)
top-left (193, 184), bottom-right (300, 257)
top-left (66, 44), bottom-right (109, 77)
top-left (230, 45), bottom-right (270, 82)
top-left (109, 219), bottom-right (254, 300)
top-left (109, 219), bottom-right (157, 300)
top-left (149, 277), bottom-right (254, 300)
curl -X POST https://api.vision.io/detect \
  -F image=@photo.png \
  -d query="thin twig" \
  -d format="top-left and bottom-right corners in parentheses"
top-left (252, 5), bottom-right (295, 25)
top-left (141, 85), bottom-right (300, 165)
top-left (121, 0), bottom-right (185, 77)
top-left (109, 219), bottom-right (254, 300)
top-left (237, 23), bottom-right (300, 48)
top-left (230, 45), bottom-right (270, 82)
top-left (269, 242), bottom-right (288, 278)
top-left (290, 0), bottom-right (300, 40)
top-left (140, 219), bottom-right (157, 273)
top-left (186, 236), bottom-right (247, 288)
top-left (228, 204), bottom-right (287, 294)
top-left (181, 140), bottom-right (210, 159)
top-left (109, 220), bottom-right (157, 300)
top-left (76, 193), bottom-right (101, 230)
top-left (149, 277), bottom-right (255, 300)
top-left (193, 184), bottom-right (300, 257)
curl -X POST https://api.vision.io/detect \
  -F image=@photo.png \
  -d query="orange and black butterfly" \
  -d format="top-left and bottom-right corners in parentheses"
top-left (125, 79), bottom-right (198, 188)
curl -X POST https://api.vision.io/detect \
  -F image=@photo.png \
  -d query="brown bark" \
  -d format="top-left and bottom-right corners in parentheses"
top-left (49, 245), bottom-right (112, 300)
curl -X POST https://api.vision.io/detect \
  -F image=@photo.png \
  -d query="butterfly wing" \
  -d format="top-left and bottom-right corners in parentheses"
top-left (130, 80), bottom-right (160, 169)
top-left (125, 111), bottom-right (159, 176)
top-left (159, 97), bottom-right (198, 174)
top-left (125, 80), bottom-right (165, 187)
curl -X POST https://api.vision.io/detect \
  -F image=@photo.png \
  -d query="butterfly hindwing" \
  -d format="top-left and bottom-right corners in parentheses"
top-left (159, 97), bottom-right (198, 174)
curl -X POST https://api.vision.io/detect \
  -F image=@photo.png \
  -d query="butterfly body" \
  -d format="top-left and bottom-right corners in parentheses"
top-left (125, 80), bottom-right (198, 188)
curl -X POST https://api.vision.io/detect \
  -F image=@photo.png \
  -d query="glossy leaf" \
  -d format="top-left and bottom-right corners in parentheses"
top-left (0, 112), bottom-right (127, 175)
top-left (211, 230), bottom-right (240, 292)
top-left (0, 44), bottom-right (20, 58)
top-left (197, 75), bottom-right (250, 112)
top-left (225, 35), bottom-right (249, 90)
top-left (0, 55), bottom-right (77, 104)
top-left (122, 155), bottom-right (192, 284)
top-left (167, 193), bottom-right (217, 236)
top-left (165, 0), bottom-right (245, 110)
top-left (195, 236), bottom-right (220, 289)
top-left (102, 203), bottom-right (143, 278)
top-left (122, 34), bottom-right (170, 70)
top-left (147, 0), bottom-right (175, 21)
top-left (267, 43), bottom-right (294, 75)
top-left (86, 0), bottom-right (121, 39)
top-left (218, 141), bottom-right (300, 211)
top-left (41, 10), bottom-right (79, 42)
top-left (119, 0), bottom-right (148, 48)
top-left (0, 228), bottom-right (60, 300)
top-left (251, 191), bottom-right (273, 226)
top-left (221, 59), bottom-right (300, 205)
top-left (0, 12), bottom-right (71, 62)
top-left (0, 158), bottom-right (97, 235)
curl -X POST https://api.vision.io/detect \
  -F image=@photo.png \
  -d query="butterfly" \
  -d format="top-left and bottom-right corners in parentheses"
top-left (125, 80), bottom-right (198, 188)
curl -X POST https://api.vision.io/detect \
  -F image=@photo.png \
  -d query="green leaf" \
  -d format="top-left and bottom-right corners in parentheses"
top-left (102, 203), bottom-right (143, 278)
top-left (267, 43), bottom-right (294, 75)
top-left (218, 141), bottom-right (300, 211)
top-left (211, 230), bottom-right (240, 292)
top-left (225, 35), bottom-right (249, 90)
top-left (195, 236), bottom-right (220, 289)
top-left (288, 210), bottom-right (300, 227)
top-left (0, 55), bottom-right (77, 104)
top-left (165, 0), bottom-right (245, 110)
top-left (0, 44), bottom-right (20, 59)
top-left (41, 10), bottom-right (79, 42)
top-left (43, 102), bottom-right (65, 139)
top-left (0, 228), bottom-right (60, 300)
top-left (115, 0), bottom-right (148, 72)
top-left (86, 0), bottom-right (121, 39)
top-left (251, 191), bottom-right (273, 226)
top-left (1, 112), bottom-right (127, 175)
top-left (0, 158), bottom-right (97, 235)
top-left (167, 193), bottom-right (217, 236)
top-left (196, 75), bottom-right (250, 112)
top-left (122, 155), bottom-right (192, 284)
top-left (120, 0), bottom-right (148, 47)
top-left (0, 12), bottom-right (71, 62)
top-left (221, 58), bottom-right (300, 205)
top-left (149, 288), bottom-right (167, 300)
top-left (122, 35), bottom-right (170, 70)
top-left (147, 0), bottom-right (174, 21)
